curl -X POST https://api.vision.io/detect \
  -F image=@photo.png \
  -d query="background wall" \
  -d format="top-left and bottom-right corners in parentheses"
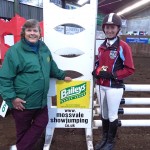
top-left (121, 35), bottom-right (150, 57)
top-left (122, 9), bottom-right (150, 35)
top-left (0, 0), bottom-right (43, 21)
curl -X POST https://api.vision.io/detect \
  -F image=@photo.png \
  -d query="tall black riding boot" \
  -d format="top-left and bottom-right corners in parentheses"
top-left (95, 118), bottom-right (109, 150)
top-left (102, 119), bottom-right (118, 150)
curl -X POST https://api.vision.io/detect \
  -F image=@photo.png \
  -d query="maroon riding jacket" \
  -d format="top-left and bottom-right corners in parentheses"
top-left (96, 37), bottom-right (135, 88)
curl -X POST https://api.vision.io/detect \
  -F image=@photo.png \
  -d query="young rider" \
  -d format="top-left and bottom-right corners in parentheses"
top-left (92, 13), bottom-right (135, 150)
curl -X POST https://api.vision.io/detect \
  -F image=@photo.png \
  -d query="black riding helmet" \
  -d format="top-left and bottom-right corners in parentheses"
top-left (102, 13), bottom-right (122, 33)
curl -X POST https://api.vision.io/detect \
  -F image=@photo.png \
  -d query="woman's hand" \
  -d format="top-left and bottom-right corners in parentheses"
top-left (64, 76), bottom-right (72, 81)
top-left (99, 71), bottom-right (114, 79)
top-left (12, 98), bottom-right (26, 111)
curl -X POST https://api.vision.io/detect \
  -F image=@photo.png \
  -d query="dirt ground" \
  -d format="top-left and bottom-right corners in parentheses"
top-left (0, 56), bottom-right (150, 150)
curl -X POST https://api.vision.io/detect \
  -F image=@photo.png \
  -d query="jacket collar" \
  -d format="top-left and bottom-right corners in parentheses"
top-left (21, 39), bottom-right (46, 52)
top-left (101, 36), bottom-right (120, 51)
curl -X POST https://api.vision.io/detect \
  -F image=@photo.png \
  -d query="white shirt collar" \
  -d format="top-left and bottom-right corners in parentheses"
top-left (106, 37), bottom-right (118, 47)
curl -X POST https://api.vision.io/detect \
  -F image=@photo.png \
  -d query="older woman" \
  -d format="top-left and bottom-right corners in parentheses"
top-left (0, 19), bottom-right (71, 150)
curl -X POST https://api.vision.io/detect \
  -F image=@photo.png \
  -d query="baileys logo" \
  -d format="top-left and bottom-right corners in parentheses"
top-left (60, 82), bottom-right (86, 104)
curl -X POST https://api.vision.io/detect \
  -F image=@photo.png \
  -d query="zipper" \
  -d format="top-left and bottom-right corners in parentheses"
top-left (37, 51), bottom-right (45, 107)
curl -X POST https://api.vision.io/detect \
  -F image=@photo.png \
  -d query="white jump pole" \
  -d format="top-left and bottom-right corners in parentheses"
top-left (93, 120), bottom-right (150, 127)
top-left (95, 84), bottom-right (150, 92)
top-left (119, 120), bottom-right (150, 127)
top-left (118, 108), bottom-right (150, 115)
top-left (94, 98), bottom-right (150, 106)
top-left (120, 98), bottom-right (150, 105)
top-left (124, 84), bottom-right (150, 91)
top-left (93, 107), bottom-right (150, 115)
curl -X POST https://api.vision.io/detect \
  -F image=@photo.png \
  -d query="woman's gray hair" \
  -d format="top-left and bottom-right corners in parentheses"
top-left (20, 19), bottom-right (42, 39)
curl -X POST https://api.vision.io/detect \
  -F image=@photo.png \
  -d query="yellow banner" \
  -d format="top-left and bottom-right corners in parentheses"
top-left (56, 80), bottom-right (90, 108)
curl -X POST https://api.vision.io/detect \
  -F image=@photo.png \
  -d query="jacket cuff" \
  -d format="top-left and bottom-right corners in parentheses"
top-left (112, 72), bottom-right (118, 80)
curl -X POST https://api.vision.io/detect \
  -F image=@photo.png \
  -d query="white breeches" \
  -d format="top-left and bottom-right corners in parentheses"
top-left (98, 85), bottom-right (123, 122)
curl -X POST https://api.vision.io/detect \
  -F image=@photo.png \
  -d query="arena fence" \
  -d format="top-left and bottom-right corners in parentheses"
top-left (93, 84), bottom-right (150, 128)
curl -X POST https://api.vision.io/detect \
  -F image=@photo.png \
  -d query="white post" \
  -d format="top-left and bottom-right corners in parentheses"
top-left (43, 0), bottom-right (98, 149)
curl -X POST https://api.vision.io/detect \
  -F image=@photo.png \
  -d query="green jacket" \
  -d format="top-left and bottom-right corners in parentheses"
top-left (0, 39), bottom-right (65, 109)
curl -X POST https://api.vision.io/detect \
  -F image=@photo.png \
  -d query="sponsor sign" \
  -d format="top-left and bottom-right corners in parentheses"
top-left (126, 37), bottom-right (150, 44)
top-left (56, 81), bottom-right (90, 108)
top-left (47, 108), bottom-right (92, 128)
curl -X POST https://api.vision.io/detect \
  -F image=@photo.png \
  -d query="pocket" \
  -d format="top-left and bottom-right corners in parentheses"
top-left (16, 87), bottom-right (29, 101)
